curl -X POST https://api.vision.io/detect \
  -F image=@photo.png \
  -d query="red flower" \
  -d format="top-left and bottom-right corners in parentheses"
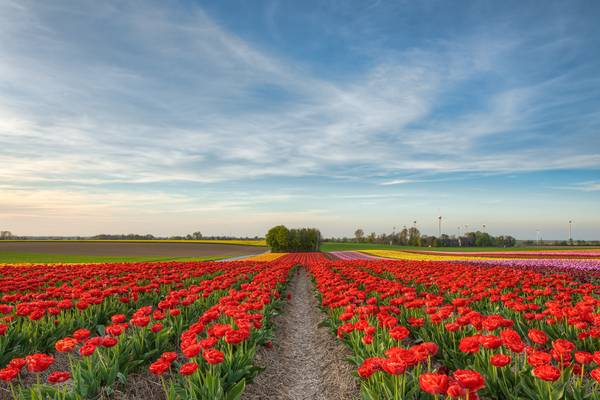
top-left (386, 347), bottom-right (417, 367)
top-left (445, 322), bottom-right (460, 332)
top-left (131, 316), bottom-right (150, 328)
top-left (527, 329), bottom-right (548, 345)
top-left (151, 323), bottom-right (163, 333)
top-left (225, 329), bottom-right (249, 345)
top-left (527, 351), bottom-right (552, 367)
top-left (0, 368), bottom-right (19, 382)
top-left (389, 325), bottom-right (410, 341)
top-left (407, 317), bottom-right (425, 327)
top-left (446, 383), bottom-right (465, 398)
top-left (590, 368), bottom-right (600, 383)
top-left (79, 344), bottom-right (96, 357)
top-left (48, 371), bottom-right (71, 384)
top-left (459, 336), bottom-right (481, 353)
top-left (479, 335), bottom-right (502, 350)
top-left (420, 342), bottom-right (439, 356)
top-left (25, 354), bottom-right (54, 373)
top-left (490, 354), bottom-right (511, 367)
top-left (101, 337), bottom-right (118, 348)
top-left (381, 359), bottom-right (406, 375)
top-left (419, 373), bottom-right (449, 394)
top-left (357, 357), bottom-right (383, 378)
top-left (532, 365), bottom-right (561, 382)
top-left (106, 325), bottom-right (123, 336)
top-left (575, 351), bottom-right (593, 365)
top-left (179, 362), bottom-right (198, 375)
top-left (0, 305), bottom-right (13, 314)
top-left (203, 349), bottom-right (224, 365)
top-left (7, 358), bottom-right (26, 370)
top-left (149, 360), bottom-right (170, 376)
top-left (183, 344), bottom-right (202, 358)
top-left (552, 339), bottom-right (575, 354)
top-left (73, 329), bottom-right (91, 341)
top-left (55, 337), bottom-right (78, 353)
top-left (0, 324), bottom-right (8, 335)
top-left (160, 352), bottom-right (178, 363)
top-left (453, 369), bottom-right (485, 391)
top-left (111, 314), bottom-right (126, 324)
top-left (501, 329), bottom-right (525, 353)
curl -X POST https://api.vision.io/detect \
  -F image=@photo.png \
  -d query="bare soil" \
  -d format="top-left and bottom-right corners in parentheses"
top-left (0, 242), bottom-right (265, 258)
top-left (243, 268), bottom-right (359, 400)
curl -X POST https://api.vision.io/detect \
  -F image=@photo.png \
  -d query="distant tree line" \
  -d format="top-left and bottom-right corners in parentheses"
top-left (520, 239), bottom-right (600, 247)
top-left (91, 234), bottom-right (158, 240)
top-left (339, 227), bottom-right (517, 247)
top-left (90, 232), bottom-right (263, 241)
top-left (266, 225), bottom-right (321, 252)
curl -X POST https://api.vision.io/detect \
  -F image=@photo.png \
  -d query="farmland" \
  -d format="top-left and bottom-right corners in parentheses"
top-left (0, 247), bottom-right (599, 399)
top-left (0, 241), bottom-right (266, 265)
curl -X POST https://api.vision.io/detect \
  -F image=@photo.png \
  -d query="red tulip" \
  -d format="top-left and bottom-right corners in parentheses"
top-left (202, 349), bottom-right (224, 365)
top-left (48, 371), bottom-right (71, 384)
top-left (25, 354), bottom-right (54, 373)
top-left (490, 354), bottom-right (511, 367)
top-left (532, 365), bottom-right (561, 382)
top-left (179, 362), bottom-right (199, 375)
top-left (419, 373), bottom-right (449, 394)
top-left (453, 369), bottom-right (485, 391)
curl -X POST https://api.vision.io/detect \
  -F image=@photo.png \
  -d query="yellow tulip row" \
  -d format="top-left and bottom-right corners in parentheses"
top-left (242, 252), bottom-right (287, 261)
top-left (360, 250), bottom-right (500, 261)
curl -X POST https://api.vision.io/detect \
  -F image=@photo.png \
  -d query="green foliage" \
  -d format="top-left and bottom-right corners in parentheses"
top-left (265, 226), bottom-right (321, 252)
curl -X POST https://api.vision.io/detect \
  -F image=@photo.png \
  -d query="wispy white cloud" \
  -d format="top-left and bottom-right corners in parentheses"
top-left (379, 179), bottom-right (412, 186)
top-left (552, 181), bottom-right (600, 192)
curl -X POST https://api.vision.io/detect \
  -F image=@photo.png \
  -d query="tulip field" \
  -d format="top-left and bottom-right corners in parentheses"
top-left (0, 249), bottom-right (599, 399)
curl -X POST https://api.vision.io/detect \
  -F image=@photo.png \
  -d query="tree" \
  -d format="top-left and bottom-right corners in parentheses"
top-left (398, 227), bottom-right (409, 245)
top-left (0, 231), bottom-right (12, 240)
top-left (192, 231), bottom-right (203, 240)
top-left (474, 231), bottom-right (495, 247)
top-left (354, 229), bottom-right (365, 243)
top-left (408, 227), bottom-right (421, 246)
top-left (266, 225), bottom-right (320, 252)
top-left (367, 232), bottom-right (377, 244)
top-left (266, 225), bottom-right (290, 252)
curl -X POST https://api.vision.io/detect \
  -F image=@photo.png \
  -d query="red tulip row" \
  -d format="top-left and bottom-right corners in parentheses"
top-left (306, 258), bottom-right (600, 399)
top-left (0, 259), bottom-right (296, 399)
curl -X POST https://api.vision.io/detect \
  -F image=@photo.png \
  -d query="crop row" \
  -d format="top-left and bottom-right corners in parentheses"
top-left (307, 258), bottom-right (600, 399)
top-left (0, 258), bottom-right (299, 399)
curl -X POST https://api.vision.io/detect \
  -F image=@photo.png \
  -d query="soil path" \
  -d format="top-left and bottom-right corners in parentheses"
top-left (243, 268), bottom-right (359, 400)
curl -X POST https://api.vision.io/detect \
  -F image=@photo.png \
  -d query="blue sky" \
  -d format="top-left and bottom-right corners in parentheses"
top-left (0, 0), bottom-right (599, 239)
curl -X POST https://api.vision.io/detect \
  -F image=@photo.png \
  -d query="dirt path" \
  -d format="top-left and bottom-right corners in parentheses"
top-left (243, 268), bottom-right (359, 400)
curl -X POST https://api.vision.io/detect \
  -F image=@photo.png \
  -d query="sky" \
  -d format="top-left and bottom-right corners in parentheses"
top-left (0, 0), bottom-right (599, 240)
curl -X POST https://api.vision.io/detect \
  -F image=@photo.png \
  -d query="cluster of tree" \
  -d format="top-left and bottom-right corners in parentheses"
top-left (353, 227), bottom-right (422, 246)
top-left (266, 225), bottom-right (321, 252)
top-left (520, 239), bottom-right (600, 246)
top-left (352, 228), bottom-right (516, 247)
top-left (90, 233), bottom-right (263, 241)
top-left (91, 234), bottom-right (158, 240)
top-left (0, 231), bottom-right (13, 240)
